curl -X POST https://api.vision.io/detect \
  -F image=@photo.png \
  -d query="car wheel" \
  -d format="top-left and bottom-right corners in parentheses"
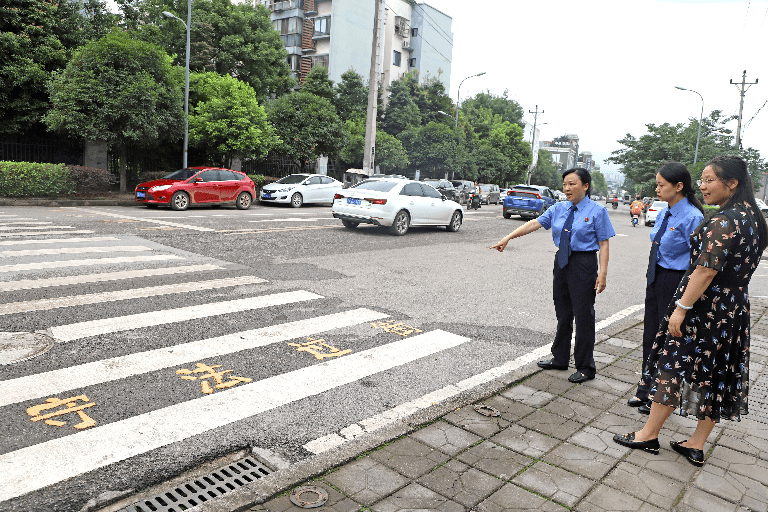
top-left (236, 192), bottom-right (252, 210)
top-left (290, 192), bottom-right (303, 208)
top-left (389, 210), bottom-right (409, 236)
top-left (446, 210), bottom-right (462, 232)
top-left (503, 211), bottom-right (512, 219)
top-left (341, 220), bottom-right (359, 229)
top-left (170, 191), bottom-right (189, 211)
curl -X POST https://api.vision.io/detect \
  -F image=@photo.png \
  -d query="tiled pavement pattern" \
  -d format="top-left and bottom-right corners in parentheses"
top-left (250, 299), bottom-right (768, 512)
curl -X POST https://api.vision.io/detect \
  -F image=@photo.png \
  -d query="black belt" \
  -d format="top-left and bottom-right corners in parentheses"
top-left (570, 250), bottom-right (597, 254)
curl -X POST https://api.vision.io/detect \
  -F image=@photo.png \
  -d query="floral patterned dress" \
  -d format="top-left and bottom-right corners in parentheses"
top-left (642, 201), bottom-right (763, 421)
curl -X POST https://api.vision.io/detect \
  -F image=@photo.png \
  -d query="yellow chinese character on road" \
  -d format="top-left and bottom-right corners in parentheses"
top-left (288, 338), bottom-right (352, 360)
top-left (370, 320), bottom-right (423, 337)
top-left (176, 362), bottom-right (252, 394)
top-left (27, 395), bottom-right (97, 430)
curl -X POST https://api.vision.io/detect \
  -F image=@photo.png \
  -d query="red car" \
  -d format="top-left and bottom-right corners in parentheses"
top-left (135, 167), bottom-right (255, 211)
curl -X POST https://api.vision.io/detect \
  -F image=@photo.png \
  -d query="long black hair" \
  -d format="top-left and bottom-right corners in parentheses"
top-left (707, 155), bottom-right (768, 252)
top-left (657, 161), bottom-right (705, 214)
top-left (562, 167), bottom-right (591, 197)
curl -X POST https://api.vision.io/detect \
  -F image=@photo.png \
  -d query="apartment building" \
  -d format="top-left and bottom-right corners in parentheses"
top-left (258, 0), bottom-right (452, 95)
top-left (540, 134), bottom-right (580, 171)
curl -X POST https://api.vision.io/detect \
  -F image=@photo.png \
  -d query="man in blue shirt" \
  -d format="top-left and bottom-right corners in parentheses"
top-left (492, 168), bottom-right (616, 383)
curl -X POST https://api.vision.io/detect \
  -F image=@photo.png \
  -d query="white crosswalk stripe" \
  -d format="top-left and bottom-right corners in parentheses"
top-left (0, 245), bottom-right (151, 258)
top-left (0, 236), bottom-right (119, 246)
top-left (0, 230), bottom-right (94, 237)
top-left (0, 254), bottom-right (181, 272)
top-left (0, 225), bottom-right (74, 230)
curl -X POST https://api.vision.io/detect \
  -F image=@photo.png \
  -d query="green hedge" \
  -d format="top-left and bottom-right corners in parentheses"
top-left (247, 174), bottom-right (278, 188)
top-left (0, 161), bottom-right (73, 197)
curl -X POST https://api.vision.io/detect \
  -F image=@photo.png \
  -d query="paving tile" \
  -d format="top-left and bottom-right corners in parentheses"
top-left (371, 483), bottom-right (464, 512)
top-left (512, 461), bottom-right (593, 508)
top-left (410, 421), bottom-right (482, 456)
top-left (722, 418), bottom-right (768, 442)
top-left (251, 480), bottom-right (361, 512)
top-left (678, 487), bottom-right (743, 512)
top-left (694, 464), bottom-right (768, 511)
top-left (474, 483), bottom-right (565, 512)
top-left (612, 357), bottom-right (643, 371)
top-left (443, 404), bottom-right (511, 438)
top-left (600, 363), bottom-right (640, 384)
top-left (369, 436), bottom-right (450, 479)
top-left (522, 373), bottom-right (574, 395)
top-left (569, 426), bottom-right (632, 459)
top-left (563, 385), bottom-right (618, 410)
top-left (581, 373), bottom-right (635, 396)
top-left (576, 484), bottom-right (665, 512)
top-left (482, 395), bottom-right (536, 423)
top-left (606, 400), bottom-right (646, 421)
top-left (542, 396), bottom-right (603, 424)
top-left (624, 445), bottom-right (700, 482)
top-left (543, 442), bottom-right (619, 480)
top-left (324, 457), bottom-right (409, 506)
top-left (417, 459), bottom-right (504, 507)
top-left (501, 384), bottom-right (556, 408)
top-left (518, 409), bottom-right (584, 440)
top-left (589, 412), bottom-right (646, 435)
top-left (602, 461), bottom-right (685, 509)
top-left (593, 350), bottom-right (619, 366)
top-left (708, 446), bottom-right (768, 485)
top-left (490, 424), bottom-right (561, 458)
top-left (456, 440), bottom-right (534, 480)
top-left (604, 337), bottom-right (640, 349)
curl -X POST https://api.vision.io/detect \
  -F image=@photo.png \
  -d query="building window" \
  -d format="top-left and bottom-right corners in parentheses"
top-left (411, 27), bottom-right (418, 37)
top-left (311, 54), bottom-right (329, 68)
top-left (274, 17), bottom-right (302, 35)
top-left (392, 50), bottom-right (401, 67)
top-left (287, 55), bottom-right (301, 71)
top-left (314, 16), bottom-right (330, 36)
top-left (408, 57), bottom-right (416, 68)
top-left (394, 16), bottom-right (409, 37)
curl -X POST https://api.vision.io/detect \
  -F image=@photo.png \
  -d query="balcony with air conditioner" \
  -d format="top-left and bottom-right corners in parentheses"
top-left (394, 16), bottom-right (410, 38)
top-left (402, 39), bottom-right (412, 51)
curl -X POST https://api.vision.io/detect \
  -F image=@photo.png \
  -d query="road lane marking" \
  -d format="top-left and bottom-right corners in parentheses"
top-left (0, 230), bottom-right (95, 237)
top-left (0, 254), bottom-right (182, 273)
top-left (0, 276), bottom-right (265, 315)
top-left (0, 225), bottom-right (74, 230)
top-left (219, 226), bottom-right (337, 235)
top-left (1, 221), bottom-right (53, 225)
top-left (0, 237), bottom-right (119, 246)
top-left (247, 218), bottom-right (331, 223)
top-left (304, 303), bottom-right (646, 454)
top-left (75, 208), bottom-right (216, 232)
top-left (0, 308), bottom-right (389, 408)
top-left (0, 263), bottom-right (223, 292)
top-left (0, 245), bottom-right (150, 258)
top-left (48, 290), bottom-right (323, 342)
top-left (0, 328), bottom-right (465, 502)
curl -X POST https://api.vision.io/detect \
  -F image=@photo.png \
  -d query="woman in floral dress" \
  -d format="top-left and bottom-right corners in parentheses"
top-left (614, 156), bottom-right (768, 466)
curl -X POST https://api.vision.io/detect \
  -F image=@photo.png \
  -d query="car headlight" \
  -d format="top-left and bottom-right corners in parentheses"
top-left (150, 185), bottom-right (172, 192)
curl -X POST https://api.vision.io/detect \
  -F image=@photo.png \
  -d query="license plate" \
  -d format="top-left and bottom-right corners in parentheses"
top-left (347, 198), bottom-right (361, 205)
top-left (263, 193), bottom-right (272, 199)
top-left (136, 191), bottom-right (146, 199)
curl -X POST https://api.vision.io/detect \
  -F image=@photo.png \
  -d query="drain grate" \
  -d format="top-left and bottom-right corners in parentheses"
top-left (121, 456), bottom-right (272, 512)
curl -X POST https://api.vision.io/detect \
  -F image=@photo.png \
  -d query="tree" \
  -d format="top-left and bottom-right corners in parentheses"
top-left (529, 149), bottom-right (561, 189)
top-left (118, 0), bottom-right (295, 99)
top-left (334, 70), bottom-right (368, 122)
top-left (461, 90), bottom-right (524, 128)
top-left (397, 122), bottom-right (456, 178)
top-left (302, 65), bottom-right (335, 101)
top-left (340, 118), bottom-right (409, 171)
top-left (45, 30), bottom-right (184, 192)
top-left (266, 91), bottom-right (347, 170)
top-left (381, 73), bottom-right (421, 136)
top-left (188, 72), bottom-right (279, 167)
top-left (591, 170), bottom-right (608, 196)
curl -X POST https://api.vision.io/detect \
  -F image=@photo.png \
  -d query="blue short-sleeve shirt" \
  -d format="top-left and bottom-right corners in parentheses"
top-left (650, 197), bottom-right (704, 271)
top-left (538, 196), bottom-right (616, 251)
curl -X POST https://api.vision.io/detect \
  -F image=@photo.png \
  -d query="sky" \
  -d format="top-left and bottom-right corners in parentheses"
top-left (431, 0), bottom-right (768, 176)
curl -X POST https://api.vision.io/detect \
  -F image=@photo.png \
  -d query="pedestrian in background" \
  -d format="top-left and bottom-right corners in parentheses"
top-left (491, 168), bottom-right (615, 383)
top-left (628, 162), bottom-right (705, 415)
top-left (614, 156), bottom-right (767, 466)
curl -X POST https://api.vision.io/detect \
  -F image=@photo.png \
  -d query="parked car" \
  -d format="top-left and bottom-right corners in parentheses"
top-left (645, 200), bottom-right (668, 226)
top-left (554, 191), bottom-right (567, 201)
top-left (371, 174), bottom-right (408, 179)
top-left (503, 185), bottom-right (557, 219)
top-left (331, 179), bottom-right (463, 236)
top-left (259, 174), bottom-right (343, 208)
top-left (422, 179), bottom-right (458, 202)
top-left (623, 194), bottom-right (632, 205)
top-left (134, 167), bottom-right (255, 211)
top-left (451, 180), bottom-right (475, 205)
top-left (756, 198), bottom-right (768, 217)
top-left (478, 184), bottom-right (501, 204)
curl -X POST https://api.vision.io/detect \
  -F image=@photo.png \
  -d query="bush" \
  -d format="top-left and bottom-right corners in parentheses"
top-left (66, 166), bottom-right (117, 193)
top-left (0, 161), bottom-right (71, 197)
top-left (137, 171), bottom-right (170, 183)
top-left (248, 174), bottom-right (278, 188)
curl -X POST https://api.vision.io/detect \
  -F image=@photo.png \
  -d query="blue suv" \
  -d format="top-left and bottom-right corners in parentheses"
top-left (503, 185), bottom-right (557, 219)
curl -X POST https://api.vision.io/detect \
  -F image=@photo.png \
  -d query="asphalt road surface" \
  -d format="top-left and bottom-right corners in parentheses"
top-left (1, 201), bottom-right (767, 511)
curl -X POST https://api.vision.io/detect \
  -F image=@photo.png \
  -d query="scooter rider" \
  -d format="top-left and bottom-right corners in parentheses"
top-left (612, 197), bottom-right (619, 210)
top-left (630, 198), bottom-right (644, 219)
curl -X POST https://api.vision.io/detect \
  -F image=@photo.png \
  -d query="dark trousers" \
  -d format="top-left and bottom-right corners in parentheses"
top-left (551, 251), bottom-right (598, 376)
top-left (635, 265), bottom-right (685, 401)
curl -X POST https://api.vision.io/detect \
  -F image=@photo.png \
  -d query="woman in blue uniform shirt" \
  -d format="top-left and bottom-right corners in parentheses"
top-left (491, 168), bottom-right (615, 383)
top-left (628, 162), bottom-right (704, 414)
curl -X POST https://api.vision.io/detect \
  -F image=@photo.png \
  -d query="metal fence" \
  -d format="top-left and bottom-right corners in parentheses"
top-left (0, 136), bottom-right (84, 166)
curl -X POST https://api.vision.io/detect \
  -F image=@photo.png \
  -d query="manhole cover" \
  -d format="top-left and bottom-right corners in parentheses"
top-left (0, 332), bottom-right (54, 365)
top-left (473, 404), bottom-right (501, 417)
top-left (289, 485), bottom-right (328, 508)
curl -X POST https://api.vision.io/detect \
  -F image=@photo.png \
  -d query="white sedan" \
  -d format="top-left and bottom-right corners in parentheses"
top-left (645, 200), bottom-right (669, 226)
top-left (331, 179), bottom-right (464, 235)
top-left (260, 174), bottom-right (343, 207)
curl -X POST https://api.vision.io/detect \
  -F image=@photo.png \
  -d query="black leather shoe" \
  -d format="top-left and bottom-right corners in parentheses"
top-left (613, 432), bottom-right (660, 454)
top-left (627, 397), bottom-right (645, 407)
top-left (537, 359), bottom-right (568, 371)
top-left (568, 371), bottom-right (594, 383)
top-left (670, 440), bottom-right (704, 466)
top-left (637, 403), bottom-right (651, 415)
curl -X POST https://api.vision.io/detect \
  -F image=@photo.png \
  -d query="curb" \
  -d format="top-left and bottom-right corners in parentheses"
top-left (0, 197), bottom-right (137, 207)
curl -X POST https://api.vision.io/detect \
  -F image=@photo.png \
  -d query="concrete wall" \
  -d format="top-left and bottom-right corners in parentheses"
top-left (327, 0), bottom-right (374, 84)
top-left (409, 3), bottom-right (451, 91)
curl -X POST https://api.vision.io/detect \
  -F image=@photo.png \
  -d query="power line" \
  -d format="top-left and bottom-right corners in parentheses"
top-left (742, 1), bottom-right (751, 33)
top-left (412, 3), bottom-right (453, 47)
top-left (383, 1), bottom-right (452, 63)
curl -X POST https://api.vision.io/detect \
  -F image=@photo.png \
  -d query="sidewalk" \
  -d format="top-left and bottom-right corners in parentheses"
top-left (0, 193), bottom-right (137, 207)
top-left (230, 300), bottom-right (768, 512)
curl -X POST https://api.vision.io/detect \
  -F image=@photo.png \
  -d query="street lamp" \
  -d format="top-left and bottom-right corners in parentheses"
top-left (674, 86), bottom-right (704, 165)
top-left (455, 72), bottom-right (486, 128)
top-left (163, 5), bottom-right (191, 169)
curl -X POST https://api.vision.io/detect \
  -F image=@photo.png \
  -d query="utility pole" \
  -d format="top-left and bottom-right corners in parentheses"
top-left (730, 70), bottom-right (758, 149)
top-left (363, 0), bottom-right (383, 175)
top-left (526, 105), bottom-right (543, 185)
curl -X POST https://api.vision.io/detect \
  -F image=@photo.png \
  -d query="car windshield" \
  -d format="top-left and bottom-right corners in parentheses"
top-left (479, 185), bottom-right (491, 192)
top-left (276, 175), bottom-right (309, 184)
top-left (162, 168), bottom-right (199, 180)
top-left (352, 180), bottom-right (398, 192)
top-left (510, 189), bottom-right (539, 198)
